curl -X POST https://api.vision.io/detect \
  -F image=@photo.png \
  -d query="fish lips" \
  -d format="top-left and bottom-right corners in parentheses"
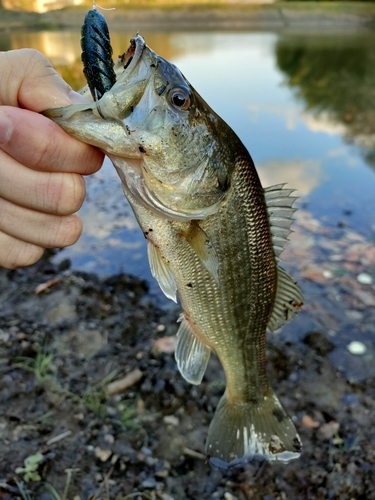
top-left (45, 34), bottom-right (148, 123)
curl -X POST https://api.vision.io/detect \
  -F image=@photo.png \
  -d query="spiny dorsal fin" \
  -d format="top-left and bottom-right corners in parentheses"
top-left (147, 241), bottom-right (177, 303)
top-left (180, 222), bottom-right (219, 285)
top-left (264, 184), bottom-right (298, 259)
top-left (175, 313), bottom-right (211, 385)
top-left (267, 266), bottom-right (304, 332)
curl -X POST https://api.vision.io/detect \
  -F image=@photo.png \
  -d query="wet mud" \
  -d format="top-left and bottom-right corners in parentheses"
top-left (1, 253), bottom-right (375, 499)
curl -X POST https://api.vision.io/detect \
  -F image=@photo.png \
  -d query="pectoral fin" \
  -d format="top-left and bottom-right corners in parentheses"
top-left (175, 313), bottom-right (211, 385)
top-left (181, 222), bottom-right (219, 285)
top-left (147, 241), bottom-right (177, 303)
top-left (267, 266), bottom-right (304, 332)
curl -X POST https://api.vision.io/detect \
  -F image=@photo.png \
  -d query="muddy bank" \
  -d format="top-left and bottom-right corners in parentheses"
top-left (1, 256), bottom-right (375, 499)
top-left (1, 4), bottom-right (375, 32)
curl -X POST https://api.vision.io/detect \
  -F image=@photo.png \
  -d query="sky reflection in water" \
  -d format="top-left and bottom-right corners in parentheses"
top-left (3, 28), bottom-right (375, 379)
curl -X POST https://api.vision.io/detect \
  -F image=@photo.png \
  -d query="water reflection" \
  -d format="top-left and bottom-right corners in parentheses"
top-left (2, 28), bottom-right (375, 379)
top-left (275, 32), bottom-right (375, 169)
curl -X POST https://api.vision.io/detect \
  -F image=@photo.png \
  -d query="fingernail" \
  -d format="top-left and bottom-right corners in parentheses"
top-left (0, 110), bottom-right (12, 146)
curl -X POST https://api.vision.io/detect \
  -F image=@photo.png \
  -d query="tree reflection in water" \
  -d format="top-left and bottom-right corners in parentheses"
top-left (275, 33), bottom-right (375, 169)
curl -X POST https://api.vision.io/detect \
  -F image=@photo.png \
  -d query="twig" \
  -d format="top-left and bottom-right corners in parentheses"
top-left (46, 430), bottom-right (72, 445)
top-left (182, 447), bottom-right (206, 460)
top-left (107, 369), bottom-right (143, 396)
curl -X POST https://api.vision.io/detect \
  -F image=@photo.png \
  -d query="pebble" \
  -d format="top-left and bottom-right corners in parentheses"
top-left (357, 273), bottom-right (373, 285)
top-left (141, 476), bottom-right (158, 489)
top-left (94, 447), bottom-right (112, 462)
top-left (319, 421), bottom-right (340, 440)
top-left (224, 494), bottom-right (238, 500)
top-left (163, 415), bottom-right (179, 426)
top-left (104, 434), bottom-right (115, 444)
top-left (0, 330), bottom-right (10, 343)
top-left (347, 341), bottom-right (367, 355)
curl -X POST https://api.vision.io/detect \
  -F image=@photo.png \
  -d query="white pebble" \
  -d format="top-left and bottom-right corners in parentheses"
top-left (347, 341), bottom-right (367, 355)
top-left (357, 273), bottom-right (373, 285)
top-left (163, 415), bottom-right (179, 426)
top-left (323, 270), bottom-right (333, 279)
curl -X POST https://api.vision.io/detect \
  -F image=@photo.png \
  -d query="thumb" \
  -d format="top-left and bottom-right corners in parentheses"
top-left (0, 49), bottom-right (84, 112)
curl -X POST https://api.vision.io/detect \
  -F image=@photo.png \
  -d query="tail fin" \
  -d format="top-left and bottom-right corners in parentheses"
top-left (205, 388), bottom-right (302, 470)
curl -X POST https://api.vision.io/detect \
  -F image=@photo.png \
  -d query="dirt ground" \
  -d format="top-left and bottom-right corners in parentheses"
top-left (0, 249), bottom-right (375, 500)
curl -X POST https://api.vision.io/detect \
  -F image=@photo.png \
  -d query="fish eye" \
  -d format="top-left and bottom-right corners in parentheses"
top-left (168, 86), bottom-right (191, 110)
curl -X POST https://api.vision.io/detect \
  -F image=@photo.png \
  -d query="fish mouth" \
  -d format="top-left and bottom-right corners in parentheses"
top-left (45, 34), bottom-right (147, 121)
top-left (118, 34), bottom-right (145, 77)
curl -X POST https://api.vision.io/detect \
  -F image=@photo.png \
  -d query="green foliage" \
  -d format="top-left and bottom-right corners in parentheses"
top-left (15, 453), bottom-right (44, 483)
top-left (117, 399), bottom-right (150, 446)
top-left (15, 350), bottom-right (55, 384)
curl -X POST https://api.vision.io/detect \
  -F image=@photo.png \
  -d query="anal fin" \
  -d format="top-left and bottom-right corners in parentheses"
top-left (147, 241), bottom-right (177, 303)
top-left (267, 266), bottom-right (304, 332)
top-left (175, 313), bottom-right (211, 385)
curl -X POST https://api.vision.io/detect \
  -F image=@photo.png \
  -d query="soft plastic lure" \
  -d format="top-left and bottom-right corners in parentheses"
top-left (81, 6), bottom-right (116, 100)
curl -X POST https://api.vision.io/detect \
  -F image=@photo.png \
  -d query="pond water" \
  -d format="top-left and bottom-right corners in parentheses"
top-left (2, 27), bottom-right (375, 380)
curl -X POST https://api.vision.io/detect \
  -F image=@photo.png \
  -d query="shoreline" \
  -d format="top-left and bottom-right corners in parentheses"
top-left (1, 3), bottom-right (375, 32)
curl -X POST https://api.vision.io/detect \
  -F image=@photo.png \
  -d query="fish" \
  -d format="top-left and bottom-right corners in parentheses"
top-left (45, 33), bottom-right (303, 468)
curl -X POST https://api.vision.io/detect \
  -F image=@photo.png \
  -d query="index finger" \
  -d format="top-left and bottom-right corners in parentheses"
top-left (0, 106), bottom-right (103, 175)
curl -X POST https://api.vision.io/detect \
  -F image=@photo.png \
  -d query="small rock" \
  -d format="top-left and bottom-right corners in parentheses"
top-left (224, 494), bottom-right (238, 500)
top-left (319, 421), bottom-right (340, 440)
top-left (163, 415), bottom-right (179, 426)
top-left (104, 434), bottom-right (115, 444)
top-left (94, 447), bottom-right (112, 462)
top-left (141, 476), bottom-right (158, 489)
top-left (357, 273), bottom-right (373, 285)
top-left (141, 446), bottom-right (152, 456)
top-left (347, 341), bottom-right (367, 355)
top-left (0, 330), bottom-right (10, 343)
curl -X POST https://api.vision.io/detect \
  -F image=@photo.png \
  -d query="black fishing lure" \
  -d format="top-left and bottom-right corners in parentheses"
top-left (81, 8), bottom-right (117, 101)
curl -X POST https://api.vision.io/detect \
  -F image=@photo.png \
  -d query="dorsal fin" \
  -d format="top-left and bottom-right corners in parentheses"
top-left (264, 184), bottom-right (298, 259)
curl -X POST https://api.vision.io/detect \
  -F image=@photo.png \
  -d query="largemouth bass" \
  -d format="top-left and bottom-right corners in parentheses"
top-left (46, 34), bottom-right (303, 468)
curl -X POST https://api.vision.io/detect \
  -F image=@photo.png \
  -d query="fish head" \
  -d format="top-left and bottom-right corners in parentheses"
top-left (46, 34), bottom-right (237, 221)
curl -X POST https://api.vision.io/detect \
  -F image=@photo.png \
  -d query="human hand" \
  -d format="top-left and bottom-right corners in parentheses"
top-left (0, 49), bottom-right (104, 270)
